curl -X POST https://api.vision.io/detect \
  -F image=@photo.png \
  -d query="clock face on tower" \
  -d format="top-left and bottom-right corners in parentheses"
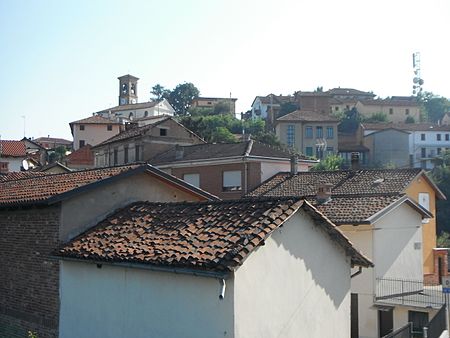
top-left (120, 98), bottom-right (127, 105)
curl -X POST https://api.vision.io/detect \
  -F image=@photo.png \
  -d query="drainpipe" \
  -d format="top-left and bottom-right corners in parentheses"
top-left (219, 279), bottom-right (226, 299)
top-left (351, 266), bottom-right (362, 278)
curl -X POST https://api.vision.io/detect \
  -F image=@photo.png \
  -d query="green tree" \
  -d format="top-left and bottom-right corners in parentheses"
top-left (211, 127), bottom-right (237, 143)
top-left (363, 112), bottom-right (388, 123)
top-left (419, 92), bottom-right (450, 123)
top-left (278, 102), bottom-right (297, 118)
top-left (431, 150), bottom-right (450, 232)
top-left (150, 84), bottom-right (170, 101)
top-left (168, 82), bottom-right (200, 116)
top-left (311, 154), bottom-right (343, 171)
top-left (437, 231), bottom-right (450, 248)
top-left (338, 107), bottom-right (361, 133)
top-left (405, 116), bottom-right (415, 123)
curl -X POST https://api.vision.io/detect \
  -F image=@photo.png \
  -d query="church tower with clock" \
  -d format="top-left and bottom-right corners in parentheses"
top-left (118, 74), bottom-right (139, 106)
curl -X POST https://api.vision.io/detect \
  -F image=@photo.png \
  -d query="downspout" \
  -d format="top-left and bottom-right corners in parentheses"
top-left (351, 266), bottom-right (362, 278)
top-left (243, 140), bottom-right (253, 194)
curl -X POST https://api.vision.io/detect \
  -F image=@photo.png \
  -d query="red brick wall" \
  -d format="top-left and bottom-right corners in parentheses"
top-left (171, 162), bottom-right (262, 200)
top-left (0, 206), bottom-right (60, 338)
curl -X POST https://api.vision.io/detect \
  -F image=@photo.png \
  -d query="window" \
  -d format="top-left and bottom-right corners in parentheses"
top-left (438, 147), bottom-right (442, 155)
top-left (421, 133), bottom-right (425, 141)
top-left (287, 125), bottom-right (295, 147)
top-left (408, 311), bottom-right (428, 336)
top-left (0, 162), bottom-right (8, 173)
top-left (316, 126), bottom-right (323, 138)
top-left (305, 126), bottom-right (313, 139)
top-left (124, 146), bottom-right (129, 163)
top-left (389, 108), bottom-right (393, 115)
top-left (326, 146), bottom-right (334, 155)
top-left (421, 148), bottom-right (426, 158)
top-left (79, 125), bottom-right (85, 131)
top-left (160, 128), bottom-right (167, 136)
top-left (437, 134), bottom-right (442, 141)
top-left (107, 124), bottom-right (113, 131)
top-left (326, 126), bottom-right (334, 139)
top-left (405, 108), bottom-right (410, 115)
top-left (79, 140), bottom-right (85, 148)
top-left (316, 146), bottom-right (324, 159)
top-left (223, 170), bottom-right (242, 191)
top-left (183, 173), bottom-right (200, 188)
top-left (335, 106), bottom-right (339, 111)
top-left (144, 111), bottom-right (148, 117)
top-left (135, 145), bottom-right (141, 161)
top-left (113, 148), bottom-right (118, 165)
top-left (446, 134), bottom-right (449, 141)
top-left (305, 147), bottom-right (313, 157)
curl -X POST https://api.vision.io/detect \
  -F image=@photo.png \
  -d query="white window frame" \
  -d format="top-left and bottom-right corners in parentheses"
top-left (223, 170), bottom-right (242, 192)
top-left (183, 173), bottom-right (200, 188)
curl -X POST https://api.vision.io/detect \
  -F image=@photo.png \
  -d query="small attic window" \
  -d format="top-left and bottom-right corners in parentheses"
top-left (160, 128), bottom-right (167, 136)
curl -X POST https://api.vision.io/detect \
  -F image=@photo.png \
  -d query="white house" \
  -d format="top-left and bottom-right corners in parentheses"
top-left (363, 122), bottom-right (450, 169)
top-left (55, 198), bottom-right (371, 338)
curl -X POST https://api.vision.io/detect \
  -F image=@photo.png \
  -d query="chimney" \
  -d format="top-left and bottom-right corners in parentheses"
top-left (290, 154), bottom-right (298, 175)
top-left (316, 183), bottom-right (333, 204)
top-left (351, 152), bottom-right (360, 170)
top-left (175, 144), bottom-right (184, 160)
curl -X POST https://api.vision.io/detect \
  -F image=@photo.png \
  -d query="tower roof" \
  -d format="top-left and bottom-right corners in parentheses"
top-left (117, 74), bottom-right (139, 81)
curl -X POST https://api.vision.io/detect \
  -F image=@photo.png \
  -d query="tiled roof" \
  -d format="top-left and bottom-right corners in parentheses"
top-left (0, 171), bottom-right (48, 182)
top-left (0, 164), bottom-right (217, 208)
top-left (150, 140), bottom-right (311, 165)
top-left (327, 88), bottom-right (375, 97)
top-left (256, 94), bottom-right (294, 105)
top-left (361, 98), bottom-right (419, 107)
top-left (247, 168), bottom-right (441, 223)
top-left (248, 169), bottom-right (422, 198)
top-left (70, 115), bottom-right (121, 125)
top-left (362, 122), bottom-right (450, 132)
top-left (65, 145), bottom-right (94, 166)
top-left (97, 101), bottom-right (158, 114)
top-left (312, 195), bottom-right (402, 224)
top-left (55, 198), bottom-right (372, 272)
top-left (277, 110), bottom-right (340, 122)
top-left (0, 140), bottom-right (27, 157)
top-left (34, 137), bottom-right (72, 145)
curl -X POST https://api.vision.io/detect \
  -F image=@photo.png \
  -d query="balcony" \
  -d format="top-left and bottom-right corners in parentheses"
top-left (376, 278), bottom-right (446, 309)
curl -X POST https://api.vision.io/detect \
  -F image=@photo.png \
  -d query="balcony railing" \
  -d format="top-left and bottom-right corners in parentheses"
top-left (376, 278), bottom-right (446, 308)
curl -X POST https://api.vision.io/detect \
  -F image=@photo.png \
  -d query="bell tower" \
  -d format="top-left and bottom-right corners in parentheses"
top-left (118, 74), bottom-right (139, 105)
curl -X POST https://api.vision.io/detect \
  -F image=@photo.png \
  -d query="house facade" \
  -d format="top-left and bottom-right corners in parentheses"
top-left (332, 97), bottom-right (421, 123)
top-left (93, 116), bottom-right (205, 167)
top-left (69, 115), bottom-right (122, 151)
top-left (0, 139), bottom-right (46, 173)
top-left (150, 140), bottom-right (317, 199)
top-left (275, 110), bottom-right (339, 159)
top-left (34, 137), bottom-right (72, 150)
top-left (0, 164), bottom-right (215, 338)
top-left (363, 122), bottom-right (450, 169)
top-left (191, 96), bottom-right (237, 115)
top-left (55, 198), bottom-right (371, 338)
top-left (247, 168), bottom-right (446, 337)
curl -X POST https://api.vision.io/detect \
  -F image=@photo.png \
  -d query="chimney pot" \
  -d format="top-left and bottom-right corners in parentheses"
top-left (316, 183), bottom-right (333, 203)
top-left (351, 152), bottom-right (360, 170)
top-left (290, 154), bottom-right (298, 175)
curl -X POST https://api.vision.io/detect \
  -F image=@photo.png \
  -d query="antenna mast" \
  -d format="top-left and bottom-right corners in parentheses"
top-left (412, 52), bottom-right (424, 96)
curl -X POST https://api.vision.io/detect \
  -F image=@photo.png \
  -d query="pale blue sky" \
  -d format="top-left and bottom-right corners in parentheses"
top-left (1, 0), bottom-right (449, 141)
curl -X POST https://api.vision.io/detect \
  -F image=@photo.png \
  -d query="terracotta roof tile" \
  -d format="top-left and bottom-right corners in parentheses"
top-left (65, 145), bottom-right (94, 166)
top-left (277, 110), bottom-right (340, 123)
top-left (0, 140), bottom-right (27, 157)
top-left (0, 165), bottom-right (140, 207)
top-left (55, 198), bottom-right (372, 271)
top-left (0, 171), bottom-right (49, 182)
top-left (70, 115), bottom-right (121, 125)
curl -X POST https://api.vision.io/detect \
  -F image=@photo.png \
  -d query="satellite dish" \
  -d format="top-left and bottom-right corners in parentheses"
top-left (22, 159), bottom-right (29, 171)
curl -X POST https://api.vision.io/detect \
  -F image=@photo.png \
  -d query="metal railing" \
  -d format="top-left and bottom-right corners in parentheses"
top-left (424, 304), bottom-right (446, 338)
top-left (383, 323), bottom-right (412, 338)
top-left (376, 278), bottom-right (446, 308)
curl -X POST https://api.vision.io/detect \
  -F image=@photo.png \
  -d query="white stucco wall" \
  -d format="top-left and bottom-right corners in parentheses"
top-left (2, 157), bottom-right (23, 172)
top-left (233, 210), bottom-right (352, 338)
top-left (59, 261), bottom-right (234, 338)
top-left (60, 172), bottom-right (202, 241)
top-left (340, 202), bottom-right (424, 338)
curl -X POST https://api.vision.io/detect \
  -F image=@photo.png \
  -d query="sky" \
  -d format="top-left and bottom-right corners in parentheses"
top-left (0, 0), bottom-right (449, 141)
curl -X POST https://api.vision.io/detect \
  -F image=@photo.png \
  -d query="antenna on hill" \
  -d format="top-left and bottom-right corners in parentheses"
top-left (412, 52), bottom-right (424, 96)
top-left (21, 115), bottom-right (26, 138)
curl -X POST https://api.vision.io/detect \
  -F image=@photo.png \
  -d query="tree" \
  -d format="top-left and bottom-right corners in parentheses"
top-left (419, 92), bottom-right (450, 123)
top-left (338, 107), bottom-right (361, 133)
top-left (430, 150), bottom-right (450, 233)
top-left (363, 112), bottom-right (388, 123)
top-left (311, 155), bottom-right (343, 171)
top-left (150, 84), bottom-right (170, 102)
top-left (168, 83), bottom-right (200, 116)
top-left (278, 102), bottom-right (297, 118)
top-left (210, 127), bottom-right (237, 143)
top-left (437, 231), bottom-right (450, 248)
top-left (405, 116), bottom-right (415, 123)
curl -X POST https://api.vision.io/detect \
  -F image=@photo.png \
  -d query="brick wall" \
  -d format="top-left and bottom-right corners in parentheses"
top-left (171, 162), bottom-right (261, 200)
top-left (0, 206), bottom-right (61, 338)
